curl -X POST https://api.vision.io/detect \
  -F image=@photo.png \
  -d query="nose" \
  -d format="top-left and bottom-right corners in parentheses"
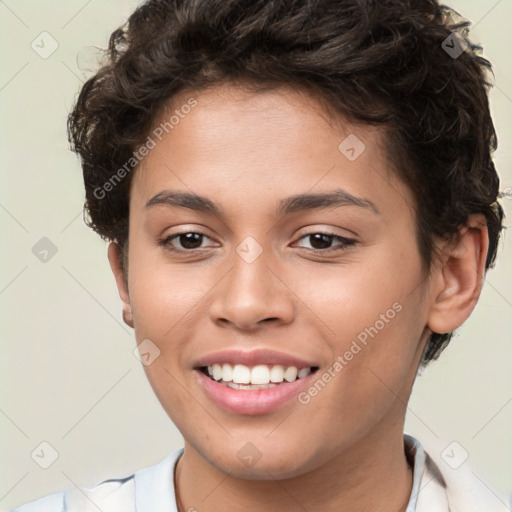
top-left (208, 246), bottom-right (295, 331)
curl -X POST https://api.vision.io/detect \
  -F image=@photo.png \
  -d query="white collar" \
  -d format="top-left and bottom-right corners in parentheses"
top-left (131, 436), bottom-right (510, 512)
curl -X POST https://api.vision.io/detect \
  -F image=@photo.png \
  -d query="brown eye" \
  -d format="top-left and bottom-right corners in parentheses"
top-left (160, 232), bottom-right (211, 251)
top-left (295, 232), bottom-right (357, 252)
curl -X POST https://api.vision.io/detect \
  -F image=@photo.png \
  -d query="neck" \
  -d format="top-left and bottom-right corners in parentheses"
top-left (174, 422), bottom-right (413, 512)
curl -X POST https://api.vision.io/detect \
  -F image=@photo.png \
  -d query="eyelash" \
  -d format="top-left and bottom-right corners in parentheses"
top-left (158, 230), bottom-right (357, 254)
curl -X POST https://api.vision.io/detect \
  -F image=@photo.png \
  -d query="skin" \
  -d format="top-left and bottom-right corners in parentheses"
top-left (108, 83), bottom-right (488, 512)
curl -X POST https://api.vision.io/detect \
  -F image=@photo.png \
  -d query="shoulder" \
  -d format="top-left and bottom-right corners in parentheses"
top-left (407, 435), bottom-right (511, 512)
top-left (11, 477), bottom-right (135, 512)
top-left (11, 491), bottom-right (66, 512)
top-left (10, 448), bottom-right (183, 512)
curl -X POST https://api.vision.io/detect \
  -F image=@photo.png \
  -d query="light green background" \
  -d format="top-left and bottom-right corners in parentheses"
top-left (1, 0), bottom-right (511, 509)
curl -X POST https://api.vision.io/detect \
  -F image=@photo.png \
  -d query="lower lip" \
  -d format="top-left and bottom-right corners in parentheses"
top-left (195, 370), bottom-right (315, 415)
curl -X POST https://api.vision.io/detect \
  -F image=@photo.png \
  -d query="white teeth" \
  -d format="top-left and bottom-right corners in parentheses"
top-left (269, 365), bottom-right (284, 383)
top-left (212, 364), bottom-right (222, 381)
top-left (232, 364), bottom-right (251, 384)
top-left (226, 382), bottom-right (278, 390)
top-left (283, 366), bottom-right (298, 382)
top-left (251, 365), bottom-right (270, 385)
top-left (298, 367), bottom-right (312, 379)
top-left (221, 363), bottom-right (233, 382)
top-left (205, 363), bottom-right (313, 386)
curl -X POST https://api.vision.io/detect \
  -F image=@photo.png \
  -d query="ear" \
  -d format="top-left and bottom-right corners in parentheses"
top-left (427, 214), bottom-right (489, 335)
top-left (107, 241), bottom-right (134, 328)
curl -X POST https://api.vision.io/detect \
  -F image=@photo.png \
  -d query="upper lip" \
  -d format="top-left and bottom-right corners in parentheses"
top-left (193, 349), bottom-right (318, 369)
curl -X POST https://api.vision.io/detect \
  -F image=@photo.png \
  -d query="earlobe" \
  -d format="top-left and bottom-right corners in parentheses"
top-left (107, 241), bottom-right (134, 328)
top-left (122, 305), bottom-right (134, 328)
top-left (427, 214), bottom-right (488, 335)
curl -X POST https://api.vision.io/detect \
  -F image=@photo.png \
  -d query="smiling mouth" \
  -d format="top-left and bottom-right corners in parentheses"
top-left (199, 363), bottom-right (319, 390)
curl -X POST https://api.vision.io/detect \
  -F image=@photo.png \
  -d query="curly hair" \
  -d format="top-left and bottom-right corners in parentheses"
top-left (67, 0), bottom-right (504, 365)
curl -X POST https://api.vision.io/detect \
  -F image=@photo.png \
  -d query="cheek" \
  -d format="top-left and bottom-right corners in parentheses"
top-left (128, 248), bottom-right (207, 335)
top-left (292, 242), bottom-right (426, 399)
top-left (292, 296), bottom-right (425, 450)
top-left (290, 241), bottom-right (422, 343)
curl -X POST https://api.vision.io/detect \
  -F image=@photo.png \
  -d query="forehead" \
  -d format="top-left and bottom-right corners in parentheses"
top-left (130, 83), bottom-right (414, 223)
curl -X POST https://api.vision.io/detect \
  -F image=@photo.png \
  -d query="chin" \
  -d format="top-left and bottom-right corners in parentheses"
top-left (195, 436), bottom-right (328, 480)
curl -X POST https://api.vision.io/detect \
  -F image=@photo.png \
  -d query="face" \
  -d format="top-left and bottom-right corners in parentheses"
top-left (117, 84), bottom-right (433, 479)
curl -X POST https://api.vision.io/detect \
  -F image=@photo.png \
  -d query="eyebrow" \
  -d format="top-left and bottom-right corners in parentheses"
top-left (145, 189), bottom-right (380, 216)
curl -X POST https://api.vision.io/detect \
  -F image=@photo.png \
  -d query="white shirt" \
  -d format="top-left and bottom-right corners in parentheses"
top-left (12, 435), bottom-right (511, 511)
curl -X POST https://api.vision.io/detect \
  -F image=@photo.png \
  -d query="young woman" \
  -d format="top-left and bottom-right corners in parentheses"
top-left (13, 0), bottom-right (510, 510)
